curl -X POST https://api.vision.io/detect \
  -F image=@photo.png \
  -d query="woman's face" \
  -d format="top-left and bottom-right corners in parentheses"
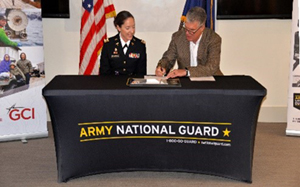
top-left (4, 55), bottom-right (9, 61)
top-left (117, 17), bottom-right (135, 42)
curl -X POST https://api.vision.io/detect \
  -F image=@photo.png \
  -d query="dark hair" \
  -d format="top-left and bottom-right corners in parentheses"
top-left (20, 52), bottom-right (26, 59)
top-left (0, 15), bottom-right (8, 21)
top-left (114, 11), bottom-right (134, 28)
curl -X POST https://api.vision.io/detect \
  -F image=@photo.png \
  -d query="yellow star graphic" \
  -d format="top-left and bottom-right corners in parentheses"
top-left (223, 128), bottom-right (231, 137)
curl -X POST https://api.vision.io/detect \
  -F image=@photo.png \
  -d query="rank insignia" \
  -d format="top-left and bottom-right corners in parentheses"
top-left (113, 48), bottom-right (118, 54)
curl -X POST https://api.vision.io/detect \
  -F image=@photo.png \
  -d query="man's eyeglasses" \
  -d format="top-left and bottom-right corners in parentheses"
top-left (183, 23), bottom-right (203, 35)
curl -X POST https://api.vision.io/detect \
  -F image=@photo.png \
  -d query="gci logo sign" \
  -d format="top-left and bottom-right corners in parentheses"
top-left (6, 104), bottom-right (35, 121)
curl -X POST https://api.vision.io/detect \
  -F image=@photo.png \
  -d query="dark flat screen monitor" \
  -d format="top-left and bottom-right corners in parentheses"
top-left (217, 0), bottom-right (293, 19)
top-left (41, 0), bottom-right (70, 18)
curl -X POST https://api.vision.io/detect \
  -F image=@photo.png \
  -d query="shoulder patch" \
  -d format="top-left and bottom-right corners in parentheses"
top-left (104, 38), bottom-right (109, 43)
top-left (141, 40), bottom-right (146, 44)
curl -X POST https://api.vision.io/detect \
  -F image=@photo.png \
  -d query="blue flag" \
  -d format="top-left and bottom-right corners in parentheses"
top-left (180, 0), bottom-right (215, 30)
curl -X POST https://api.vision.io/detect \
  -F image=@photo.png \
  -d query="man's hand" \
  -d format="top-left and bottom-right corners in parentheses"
top-left (155, 66), bottom-right (166, 77)
top-left (166, 69), bottom-right (186, 79)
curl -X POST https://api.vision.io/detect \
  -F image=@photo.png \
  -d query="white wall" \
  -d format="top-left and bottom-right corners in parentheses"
top-left (43, 1), bottom-right (292, 122)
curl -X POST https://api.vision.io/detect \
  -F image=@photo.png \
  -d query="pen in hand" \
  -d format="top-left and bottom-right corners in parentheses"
top-left (160, 67), bottom-right (165, 77)
top-left (156, 66), bottom-right (166, 77)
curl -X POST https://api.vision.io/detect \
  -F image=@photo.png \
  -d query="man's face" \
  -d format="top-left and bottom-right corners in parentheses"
top-left (184, 21), bottom-right (204, 43)
top-left (0, 19), bottom-right (7, 27)
top-left (21, 53), bottom-right (26, 60)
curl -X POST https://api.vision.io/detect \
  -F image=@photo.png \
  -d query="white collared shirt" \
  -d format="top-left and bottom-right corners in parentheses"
top-left (189, 35), bottom-right (202, 67)
top-left (120, 35), bottom-right (130, 54)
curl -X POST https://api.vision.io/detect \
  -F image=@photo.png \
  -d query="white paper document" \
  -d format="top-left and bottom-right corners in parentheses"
top-left (143, 75), bottom-right (168, 84)
top-left (189, 76), bottom-right (215, 81)
top-left (144, 75), bottom-right (168, 80)
top-left (145, 79), bottom-right (167, 84)
top-left (128, 77), bottom-right (181, 87)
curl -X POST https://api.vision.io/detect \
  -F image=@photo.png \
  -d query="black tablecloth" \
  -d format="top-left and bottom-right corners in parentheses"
top-left (43, 75), bottom-right (266, 183)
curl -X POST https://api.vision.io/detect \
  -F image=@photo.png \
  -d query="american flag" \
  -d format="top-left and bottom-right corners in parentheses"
top-left (79, 0), bottom-right (116, 75)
